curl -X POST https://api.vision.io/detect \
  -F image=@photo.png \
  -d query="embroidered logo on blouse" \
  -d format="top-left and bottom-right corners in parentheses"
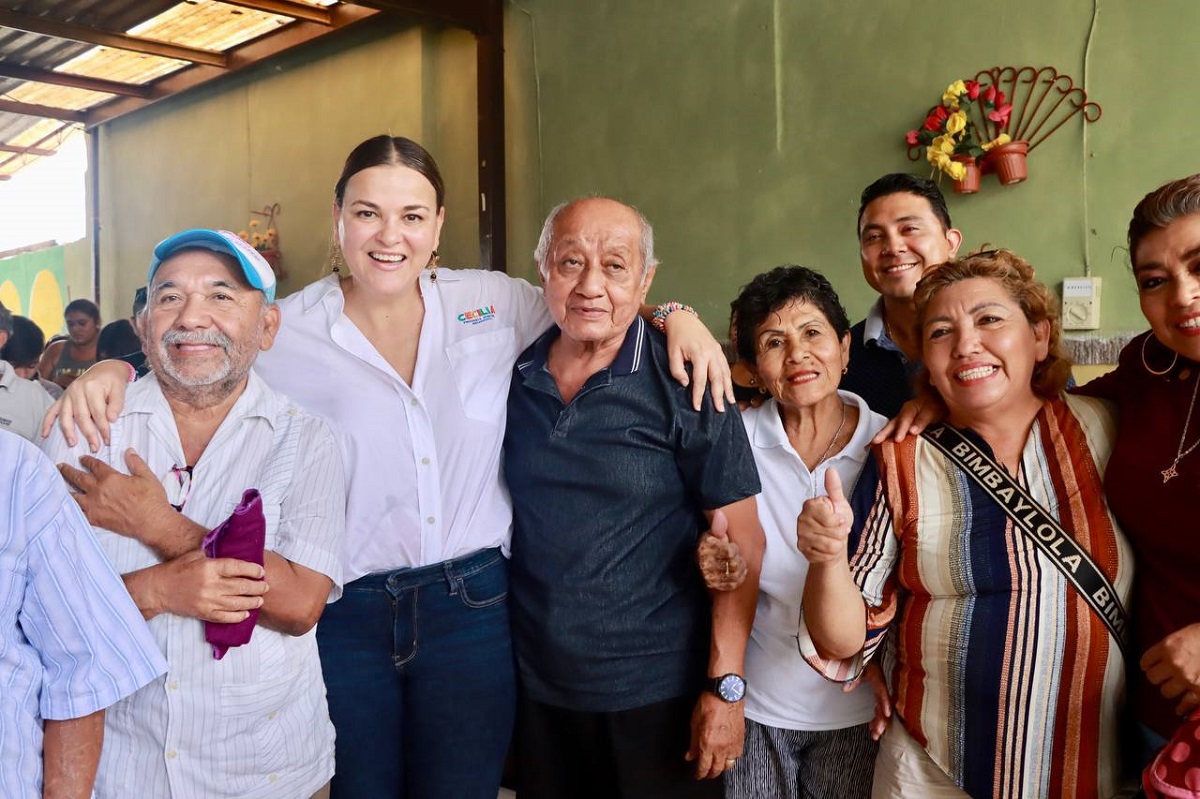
top-left (457, 305), bottom-right (496, 325)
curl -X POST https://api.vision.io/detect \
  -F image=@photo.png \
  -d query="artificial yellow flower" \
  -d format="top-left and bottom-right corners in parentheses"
top-left (947, 160), bottom-right (967, 181)
top-left (237, 230), bottom-right (249, 240)
top-left (249, 219), bottom-right (260, 228)
top-left (981, 133), bottom-right (1013, 152)
top-left (946, 110), bottom-right (968, 136)
top-left (932, 134), bottom-right (956, 155)
top-left (942, 80), bottom-right (967, 107)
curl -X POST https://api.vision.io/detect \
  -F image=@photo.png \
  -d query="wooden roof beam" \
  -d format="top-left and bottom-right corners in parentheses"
top-left (0, 62), bottom-right (153, 98)
top-left (0, 142), bottom-right (56, 156)
top-left (0, 98), bottom-right (86, 123)
top-left (0, 9), bottom-right (227, 67)
top-left (84, 3), bottom-right (380, 127)
top-left (220, 0), bottom-right (333, 25)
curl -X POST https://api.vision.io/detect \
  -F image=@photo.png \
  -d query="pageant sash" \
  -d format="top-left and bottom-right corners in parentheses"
top-left (921, 422), bottom-right (1131, 660)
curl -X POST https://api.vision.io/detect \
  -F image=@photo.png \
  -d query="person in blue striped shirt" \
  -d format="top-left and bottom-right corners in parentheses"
top-left (1, 430), bottom-right (166, 799)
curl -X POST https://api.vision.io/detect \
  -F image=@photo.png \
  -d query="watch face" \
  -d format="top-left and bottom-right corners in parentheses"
top-left (717, 674), bottom-right (746, 702)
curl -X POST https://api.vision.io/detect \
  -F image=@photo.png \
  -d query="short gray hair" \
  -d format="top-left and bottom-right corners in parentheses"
top-left (533, 197), bottom-right (658, 283)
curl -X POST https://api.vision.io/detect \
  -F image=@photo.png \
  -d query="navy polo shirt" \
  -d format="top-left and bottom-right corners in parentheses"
top-left (504, 316), bottom-right (761, 713)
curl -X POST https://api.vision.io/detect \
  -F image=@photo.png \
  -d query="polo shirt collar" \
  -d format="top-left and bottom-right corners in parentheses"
top-left (863, 297), bottom-right (909, 358)
top-left (517, 316), bottom-right (648, 377)
top-left (863, 298), bottom-right (887, 345)
top-left (749, 390), bottom-right (874, 466)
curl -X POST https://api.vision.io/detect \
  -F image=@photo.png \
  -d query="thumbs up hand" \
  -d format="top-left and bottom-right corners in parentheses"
top-left (796, 468), bottom-right (854, 564)
top-left (697, 509), bottom-right (747, 592)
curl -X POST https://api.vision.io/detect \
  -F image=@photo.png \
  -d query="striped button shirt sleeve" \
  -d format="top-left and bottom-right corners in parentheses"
top-left (796, 453), bottom-right (901, 683)
top-left (273, 413), bottom-right (346, 600)
top-left (12, 435), bottom-right (167, 721)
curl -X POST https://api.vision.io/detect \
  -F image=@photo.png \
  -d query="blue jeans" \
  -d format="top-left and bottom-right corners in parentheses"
top-left (317, 548), bottom-right (516, 799)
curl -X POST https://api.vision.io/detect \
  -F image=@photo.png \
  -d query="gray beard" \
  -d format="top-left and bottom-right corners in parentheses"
top-left (150, 328), bottom-right (258, 409)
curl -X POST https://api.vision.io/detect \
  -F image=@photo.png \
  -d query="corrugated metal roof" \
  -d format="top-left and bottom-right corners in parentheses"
top-left (0, 0), bottom-right (361, 178)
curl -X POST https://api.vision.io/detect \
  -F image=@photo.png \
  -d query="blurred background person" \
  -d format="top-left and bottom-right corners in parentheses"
top-left (96, 319), bottom-right (141, 361)
top-left (0, 302), bottom-right (53, 441)
top-left (1, 314), bottom-right (62, 399)
top-left (38, 298), bottom-right (101, 389)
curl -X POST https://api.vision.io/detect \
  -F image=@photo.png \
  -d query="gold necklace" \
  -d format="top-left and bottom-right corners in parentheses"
top-left (814, 402), bottom-right (849, 468)
top-left (1162, 371), bottom-right (1200, 483)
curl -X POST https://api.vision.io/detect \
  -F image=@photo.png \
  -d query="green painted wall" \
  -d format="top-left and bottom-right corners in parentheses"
top-left (95, 19), bottom-right (478, 323)
top-left (502, 0), bottom-right (1200, 335)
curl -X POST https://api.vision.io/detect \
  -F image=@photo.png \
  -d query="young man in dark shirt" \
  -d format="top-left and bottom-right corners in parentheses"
top-left (840, 174), bottom-right (962, 418)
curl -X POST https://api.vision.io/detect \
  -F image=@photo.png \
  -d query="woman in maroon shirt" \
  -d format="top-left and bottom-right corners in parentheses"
top-left (1074, 173), bottom-right (1200, 768)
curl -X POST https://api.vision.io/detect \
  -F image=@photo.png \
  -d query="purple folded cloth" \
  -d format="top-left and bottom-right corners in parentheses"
top-left (202, 488), bottom-right (266, 660)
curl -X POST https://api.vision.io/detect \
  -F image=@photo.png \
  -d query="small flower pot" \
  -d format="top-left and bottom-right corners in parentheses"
top-left (984, 140), bottom-right (1029, 185)
top-left (951, 155), bottom-right (981, 194)
top-left (259, 248), bottom-right (285, 279)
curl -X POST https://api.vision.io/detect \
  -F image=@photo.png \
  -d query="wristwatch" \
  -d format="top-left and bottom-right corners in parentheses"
top-left (709, 673), bottom-right (746, 703)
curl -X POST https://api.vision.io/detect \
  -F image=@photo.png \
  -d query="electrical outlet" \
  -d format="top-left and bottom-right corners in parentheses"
top-left (1061, 277), bottom-right (1102, 330)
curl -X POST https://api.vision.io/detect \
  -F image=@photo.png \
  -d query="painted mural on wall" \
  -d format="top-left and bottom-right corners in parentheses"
top-left (0, 246), bottom-right (68, 338)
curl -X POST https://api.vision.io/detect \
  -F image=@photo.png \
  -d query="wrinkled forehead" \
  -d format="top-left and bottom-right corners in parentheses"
top-left (551, 202), bottom-right (643, 259)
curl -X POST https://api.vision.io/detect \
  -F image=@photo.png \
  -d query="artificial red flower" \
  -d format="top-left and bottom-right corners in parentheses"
top-left (983, 85), bottom-right (997, 104)
top-left (923, 105), bottom-right (950, 131)
top-left (995, 90), bottom-right (1007, 107)
top-left (965, 80), bottom-right (981, 100)
top-left (988, 103), bottom-right (1013, 127)
top-left (906, 129), bottom-right (921, 146)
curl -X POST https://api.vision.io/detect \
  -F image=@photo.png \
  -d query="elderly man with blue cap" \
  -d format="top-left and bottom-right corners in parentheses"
top-left (41, 230), bottom-right (345, 799)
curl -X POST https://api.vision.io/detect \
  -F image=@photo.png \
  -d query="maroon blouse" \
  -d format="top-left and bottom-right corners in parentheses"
top-left (1076, 331), bottom-right (1200, 737)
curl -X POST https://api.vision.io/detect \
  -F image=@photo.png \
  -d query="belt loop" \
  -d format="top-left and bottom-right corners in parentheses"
top-left (444, 559), bottom-right (459, 596)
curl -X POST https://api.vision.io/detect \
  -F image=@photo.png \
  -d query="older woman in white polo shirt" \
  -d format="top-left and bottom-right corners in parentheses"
top-left (722, 265), bottom-right (885, 799)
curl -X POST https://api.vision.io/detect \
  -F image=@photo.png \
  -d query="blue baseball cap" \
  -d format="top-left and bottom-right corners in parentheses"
top-left (148, 229), bottom-right (277, 302)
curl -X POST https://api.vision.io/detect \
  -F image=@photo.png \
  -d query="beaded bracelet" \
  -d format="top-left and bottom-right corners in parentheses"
top-left (651, 301), bottom-right (698, 332)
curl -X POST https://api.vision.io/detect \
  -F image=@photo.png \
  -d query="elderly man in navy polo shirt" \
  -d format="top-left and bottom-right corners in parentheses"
top-left (504, 197), bottom-right (765, 798)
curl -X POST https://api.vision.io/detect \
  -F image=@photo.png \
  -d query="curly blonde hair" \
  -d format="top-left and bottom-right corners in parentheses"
top-left (912, 249), bottom-right (1072, 399)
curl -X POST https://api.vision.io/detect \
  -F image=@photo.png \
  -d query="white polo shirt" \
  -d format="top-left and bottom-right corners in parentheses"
top-left (0, 360), bottom-right (52, 442)
top-left (740, 391), bottom-right (886, 731)
top-left (256, 269), bottom-right (551, 580)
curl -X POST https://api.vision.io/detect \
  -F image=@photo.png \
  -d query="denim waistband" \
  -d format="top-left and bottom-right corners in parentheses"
top-left (347, 547), bottom-right (505, 593)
